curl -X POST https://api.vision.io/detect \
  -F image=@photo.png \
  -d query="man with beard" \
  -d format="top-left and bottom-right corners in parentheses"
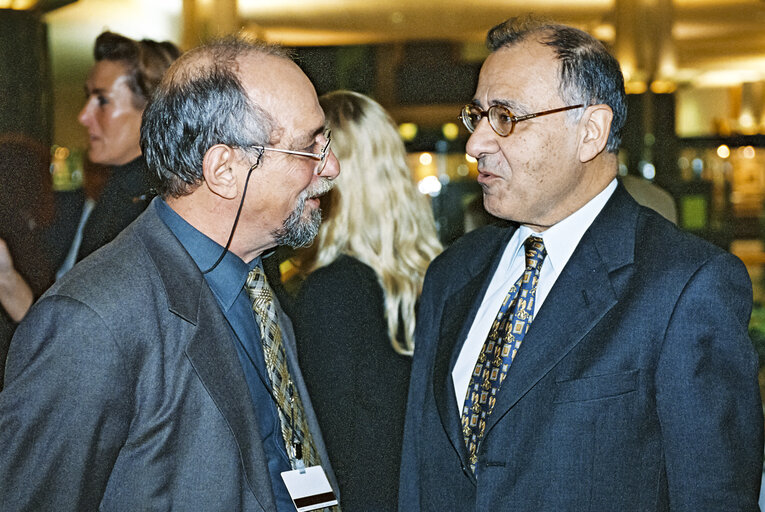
top-left (0, 37), bottom-right (340, 511)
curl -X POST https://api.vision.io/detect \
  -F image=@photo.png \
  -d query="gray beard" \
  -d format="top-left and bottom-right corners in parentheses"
top-left (272, 177), bottom-right (333, 248)
top-left (273, 197), bottom-right (322, 248)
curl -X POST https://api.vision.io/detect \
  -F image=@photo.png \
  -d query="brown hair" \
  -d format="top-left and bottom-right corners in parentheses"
top-left (94, 31), bottom-right (181, 109)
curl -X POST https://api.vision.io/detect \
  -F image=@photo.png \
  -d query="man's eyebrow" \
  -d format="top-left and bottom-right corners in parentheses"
top-left (470, 98), bottom-right (522, 110)
top-left (295, 125), bottom-right (325, 147)
top-left (492, 98), bottom-right (525, 111)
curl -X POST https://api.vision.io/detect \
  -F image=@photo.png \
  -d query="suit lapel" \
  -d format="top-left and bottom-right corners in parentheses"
top-left (184, 303), bottom-right (275, 511)
top-left (484, 185), bottom-right (638, 435)
top-left (136, 203), bottom-right (275, 511)
top-left (432, 226), bottom-right (516, 472)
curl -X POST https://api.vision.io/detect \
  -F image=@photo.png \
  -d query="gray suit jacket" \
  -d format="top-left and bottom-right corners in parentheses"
top-left (0, 201), bottom-right (336, 511)
top-left (399, 185), bottom-right (763, 511)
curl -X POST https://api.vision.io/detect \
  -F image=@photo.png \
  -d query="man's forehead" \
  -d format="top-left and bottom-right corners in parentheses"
top-left (474, 43), bottom-right (560, 106)
top-left (238, 55), bottom-right (324, 142)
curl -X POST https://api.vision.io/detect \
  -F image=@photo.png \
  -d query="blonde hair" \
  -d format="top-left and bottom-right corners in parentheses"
top-left (300, 90), bottom-right (442, 355)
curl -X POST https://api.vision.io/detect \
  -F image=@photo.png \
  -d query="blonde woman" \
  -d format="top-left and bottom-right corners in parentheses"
top-left (293, 90), bottom-right (442, 510)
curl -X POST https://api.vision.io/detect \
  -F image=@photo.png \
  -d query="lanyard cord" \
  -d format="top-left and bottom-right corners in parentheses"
top-left (202, 151), bottom-right (262, 275)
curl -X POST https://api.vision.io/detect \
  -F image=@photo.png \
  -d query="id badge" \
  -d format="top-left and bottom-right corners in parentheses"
top-left (280, 465), bottom-right (338, 511)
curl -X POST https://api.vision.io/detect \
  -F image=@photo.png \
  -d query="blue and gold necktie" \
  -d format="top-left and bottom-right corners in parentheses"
top-left (245, 267), bottom-right (321, 469)
top-left (461, 235), bottom-right (547, 473)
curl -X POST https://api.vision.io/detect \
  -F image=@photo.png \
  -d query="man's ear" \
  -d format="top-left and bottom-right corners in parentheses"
top-left (202, 144), bottom-right (239, 199)
top-left (579, 104), bottom-right (613, 163)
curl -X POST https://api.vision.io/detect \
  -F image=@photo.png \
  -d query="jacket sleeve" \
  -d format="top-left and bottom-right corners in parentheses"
top-left (0, 294), bottom-right (132, 511)
top-left (656, 251), bottom-right (764, 510)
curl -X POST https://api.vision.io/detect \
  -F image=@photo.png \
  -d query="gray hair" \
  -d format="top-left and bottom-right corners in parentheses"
top-left (487, 16), bottom-right (627, 153)
top-left (141, 36), bottom-right (291, 197)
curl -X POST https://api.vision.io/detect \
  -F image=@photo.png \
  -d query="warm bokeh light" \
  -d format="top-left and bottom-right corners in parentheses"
top-left (693, 69), bottom-right (765, 88)
top-left (441, 122), bottom-right (459, 141)
top-left (650, 80), bottom-right (676, 94)
top-left (398, 122), bottom-right (418, 141)
top-left (0, 0), bottom-right (38, 9)
top-left (465, 154), bottom-right (477, 163)
top-left (419, 152), bottom-right (433, 166)
top-left (53, 145), bottom-right (70, 160)
top-left (625, 81), bottom-right (647, 95)
top-left (739, 112), bottom-right (756, 133)
top-left (743, 146), bottom-right (756, 159)
top-left (716, 144), bottom-right (731, 159)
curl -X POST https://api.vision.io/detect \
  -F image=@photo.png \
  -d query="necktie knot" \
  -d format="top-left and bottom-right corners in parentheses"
top-left (524, 235), bottom-right (546, 271)
top-left (245, 267), bottom-right (273, 314)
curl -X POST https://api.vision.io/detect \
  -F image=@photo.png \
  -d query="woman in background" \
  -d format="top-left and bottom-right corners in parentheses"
top-left (293, 90), bottom-right (442, 511)
top-left (72, 31), bottom-right (180, 264)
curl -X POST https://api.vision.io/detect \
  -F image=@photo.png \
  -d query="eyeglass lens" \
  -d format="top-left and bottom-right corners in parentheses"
top-left (462, 105), bottom-right (515, 136)
top-left (316, 130), bottom-right (331, 174)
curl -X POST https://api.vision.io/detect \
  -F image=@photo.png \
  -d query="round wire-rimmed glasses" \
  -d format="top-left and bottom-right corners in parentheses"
top-left (252, 129), bottom-right (332, 175)
top-left (459, 103), bottom-right (584, 137)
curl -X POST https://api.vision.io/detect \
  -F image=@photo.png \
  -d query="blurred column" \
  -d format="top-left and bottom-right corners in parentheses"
top-left (651, 0), bottom-right (676, 84)
top-left (615, 0), bottom-right (678, 185)
top-left (648, 0), bottom-right (679, 186)
top-left (182, 0), bottom-right (240, 46)
top-left (374, 44), bottom-right (404, 109)
top-left (615, 0), bottom-right (676, 86)
top-left (181, 0), bottom-right (199, 50)
top-left (614, 0), bottom-right (645, 89)
top-left (0, 8), bottom-right (52, 145)
top-left (739, 82), bottom-right (764, 134)
top-left (210, 0), bottom-right (239, 37)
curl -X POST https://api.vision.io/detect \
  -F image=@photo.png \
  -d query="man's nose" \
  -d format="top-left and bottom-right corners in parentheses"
top-left (319, 149), bottom-right (340, 179)
top-left (465, 117), bottom-right (500, 160)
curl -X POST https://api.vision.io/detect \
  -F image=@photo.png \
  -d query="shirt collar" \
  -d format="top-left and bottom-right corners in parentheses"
top-left (153, 198), bottom-right (260, 311)
top-left (508, 178), bottom-right (617, 275)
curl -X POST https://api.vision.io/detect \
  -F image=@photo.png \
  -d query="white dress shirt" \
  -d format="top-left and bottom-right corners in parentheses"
top-left (452, 179), bottom-right (618, 413)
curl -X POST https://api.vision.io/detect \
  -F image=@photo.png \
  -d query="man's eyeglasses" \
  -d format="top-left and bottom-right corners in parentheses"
top-left (459, 103), bottom-right (584, 137)
top-left (252, 129), bottom-right (332, 175)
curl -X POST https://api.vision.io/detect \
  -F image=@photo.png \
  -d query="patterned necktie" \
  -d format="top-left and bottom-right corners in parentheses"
top-left (461, 235), bottom-right (547, 473)
top-left (245, 266), bottom-right (321, 469)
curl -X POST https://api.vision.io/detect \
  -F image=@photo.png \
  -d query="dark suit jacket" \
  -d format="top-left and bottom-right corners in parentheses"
top-left (0, 201), bottom-right (336, 511)
top-left (399, 185), bottom-right (764, 511)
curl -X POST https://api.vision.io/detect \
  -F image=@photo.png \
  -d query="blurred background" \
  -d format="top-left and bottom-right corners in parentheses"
top-left (3, 0), bottom-right (765, 336)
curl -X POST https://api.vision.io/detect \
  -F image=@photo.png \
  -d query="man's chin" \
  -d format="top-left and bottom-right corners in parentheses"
top-left (274, 207), bottom-right (322, 248)
top-left (482, 194), bottom-right (509, 220)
